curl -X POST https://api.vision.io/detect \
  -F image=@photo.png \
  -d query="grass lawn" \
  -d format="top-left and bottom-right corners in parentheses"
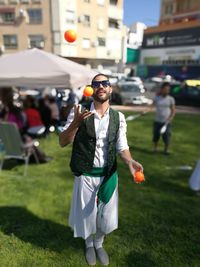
top-left (0, 112), bottom-right (200, 267)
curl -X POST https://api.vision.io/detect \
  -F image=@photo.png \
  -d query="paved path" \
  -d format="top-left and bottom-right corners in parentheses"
top-left (111, 105), bottom-right (200, 115)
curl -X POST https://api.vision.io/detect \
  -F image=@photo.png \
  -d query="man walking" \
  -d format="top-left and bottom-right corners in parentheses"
top-left (59, 74), bottom-right (143, 266)
top-left (153, 82), bottom-right (176, 154)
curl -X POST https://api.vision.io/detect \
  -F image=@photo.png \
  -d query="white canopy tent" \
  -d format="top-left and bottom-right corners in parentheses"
top-left (0, 48), bottom-right (97, 89)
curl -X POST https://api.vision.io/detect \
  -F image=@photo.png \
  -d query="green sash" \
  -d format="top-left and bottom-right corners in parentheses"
top-left (83, 167), bottom-right (118, 204)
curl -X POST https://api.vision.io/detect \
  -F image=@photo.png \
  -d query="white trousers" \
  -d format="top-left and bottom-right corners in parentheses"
top-left (68, 175), bottom-right (118, 240)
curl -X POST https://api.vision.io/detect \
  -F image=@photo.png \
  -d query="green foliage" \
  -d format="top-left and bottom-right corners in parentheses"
top-left (0, 113), bottom-right (200, 267)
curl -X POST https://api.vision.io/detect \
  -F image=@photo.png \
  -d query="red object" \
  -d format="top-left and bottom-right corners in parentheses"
top-left (25, 108), bottom-right (44, 128)
top-left (64, 29), bottom-right (77, 43)
top-left (134, 171), bottom-right (145, 183)
top-left (83, 86), bottom-right (93, 97)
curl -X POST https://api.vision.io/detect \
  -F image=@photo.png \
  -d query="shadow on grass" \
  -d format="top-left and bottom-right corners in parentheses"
top-left (1, 159), bottom-right (24, 170)
top-left (0, 206), bottom-right (83, 252)
top-left (126, 251), bottom-right (158, 267)
top-left (1, 158), bottom-right (41, 171)
top-left (129, 145), bottom-right (154, 155)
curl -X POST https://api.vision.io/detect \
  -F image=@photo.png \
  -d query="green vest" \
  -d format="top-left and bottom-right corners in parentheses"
top-left (70, 107), bottom-right (120, 179)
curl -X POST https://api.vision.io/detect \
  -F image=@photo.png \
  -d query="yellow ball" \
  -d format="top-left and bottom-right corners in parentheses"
top-left (83, 86), bottom-right (93, 97)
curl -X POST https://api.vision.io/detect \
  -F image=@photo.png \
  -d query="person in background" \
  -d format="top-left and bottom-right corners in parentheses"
top-left (38, 98), bottom-right (51, 134)
top-left (45, 96), bottom-right (60, 127)
top-left (23, 96), bottom-right (44, 129)
top-left (153, 82), bottom-right (176, 154)
top-left (1, 96), bottom-right (50, 163)
top-left (64, 89), bottom-right (79, 121)
top-left (2, 101), bottom-right (26, 135)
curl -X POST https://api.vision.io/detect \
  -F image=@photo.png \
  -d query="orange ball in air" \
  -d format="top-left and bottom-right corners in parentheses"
top-left (134, 171), bottom-right (145, 183)
top-left (83, 86), bottom-right (94, 97)
top-left (64, 29), bottom-right (77, 43)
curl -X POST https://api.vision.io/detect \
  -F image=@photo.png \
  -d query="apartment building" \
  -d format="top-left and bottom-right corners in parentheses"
top-left (51, 0), bottom-right (124, 69)
top-left (0, 0), bottom-right (52, 54)
top-left (160, 0), bottom-right (200, 24)
top-left (0, 0), bottom-right (124, 70)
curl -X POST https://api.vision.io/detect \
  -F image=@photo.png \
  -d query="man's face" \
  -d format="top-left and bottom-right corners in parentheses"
top-left (161, 85), bottom-right (170, 96)
top-left (91, 75), bottom-right (112, 103)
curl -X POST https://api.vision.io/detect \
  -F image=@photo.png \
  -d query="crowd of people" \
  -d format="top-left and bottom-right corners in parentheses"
top-left (0, 88), bottom-right (76, 163)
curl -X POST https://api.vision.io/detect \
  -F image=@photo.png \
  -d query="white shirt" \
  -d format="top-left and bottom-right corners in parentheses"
top-left (63, 103), bottom-right (129, 167)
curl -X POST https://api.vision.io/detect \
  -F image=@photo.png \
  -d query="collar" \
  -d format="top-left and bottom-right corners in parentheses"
top-left (90, 102), bottom-right (110, 118)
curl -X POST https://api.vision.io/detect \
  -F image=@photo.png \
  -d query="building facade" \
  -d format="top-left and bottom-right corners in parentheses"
top-left (0, 0), bottom-right (52, 54)
top-left (51, 0), bottom-right (124, 69)
top-left (139, 0), bottom-right (200, 79)
top-left (160, 0), bottom-right (200, 24)
top-left (0, 0), bottom-right (124, 70)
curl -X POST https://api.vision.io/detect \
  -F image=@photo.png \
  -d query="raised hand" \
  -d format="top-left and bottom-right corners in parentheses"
top-left (73, 105), bottom-right (93, 126)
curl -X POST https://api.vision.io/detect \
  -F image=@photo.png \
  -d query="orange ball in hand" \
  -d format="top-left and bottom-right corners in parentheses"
top-left (134, 171), bottom-right (145, 183)
top-left (64, 29), bottom-right (77, 43)
top-left (83, 86), bottom-right (93, 97)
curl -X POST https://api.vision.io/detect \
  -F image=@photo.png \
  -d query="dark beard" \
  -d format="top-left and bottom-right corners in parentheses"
top-left (93, 92), bottom-right (110, 103)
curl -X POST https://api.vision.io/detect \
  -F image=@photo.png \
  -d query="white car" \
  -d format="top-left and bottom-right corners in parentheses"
top-left (117, 81), bottom-right (145, 105)
top-left (132, 95), bottom-right (153, 105)
top-left (122, 76), bottom-right (145, 93)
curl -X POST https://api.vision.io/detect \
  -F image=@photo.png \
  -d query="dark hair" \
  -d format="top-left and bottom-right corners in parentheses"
top-left (161, 82), bottom-right (171, 89)
top-left (91, 73), bottom-right (109, 83)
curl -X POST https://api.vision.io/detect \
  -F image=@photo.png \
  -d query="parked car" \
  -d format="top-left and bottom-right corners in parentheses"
top-left (132, 95), bottom-right (153, 105)
top-left (122, 76), bottom-right (145, 93)
top-left (170, 80), bottom-right (200, 107)
top-left (112, 81), bottom-right (145, 105)
top-left (143, 77), bottom-right (163, 92)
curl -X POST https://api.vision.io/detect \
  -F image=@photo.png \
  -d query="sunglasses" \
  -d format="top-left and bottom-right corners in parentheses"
top-left (91, 80), bottom-right (111, 88)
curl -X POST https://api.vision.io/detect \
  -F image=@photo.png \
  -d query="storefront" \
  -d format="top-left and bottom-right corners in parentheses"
top-left (138, 26), bottom-right (200, 79)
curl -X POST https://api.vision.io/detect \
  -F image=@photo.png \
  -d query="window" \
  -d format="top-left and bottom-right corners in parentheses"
top-left (120, 84), bottom-right (140, 93)
top-left (108, 18), bottom-right (119, 29)
top-left (3, 34), bottom-right (17, 49)
top-left (82, 15), bottom-right (90, 26)
top-left (97, 17), bottom-right (104, 30)
top-left (27, 9), bottom-right (42, 24)
top-left (98, 37), bottom-right (106, 46)
top-left (9, 0), bottom-right (19, 3)
top-left (32, 0), bottom-right (41, 3)
top-left (21, 0), bottom-right (30, 3)
top-left (29, 35), bottom-right (44, 48)
top-left (78, 14), bottom-right (90, 26)
top-left (82, 38), bottom-right (90, 49)
top-left (165, 3), bottom-right (173, 15)
top-left (177, 0), bottom-right (190, 12)
top-left (66, 9), bottom-right (75, 24)
top-left (97, 0), bottom-right (104, 5)
top-left (186, 86), bottom-right (200, 96)
top-left (109, 0), bottom-right (117, 5)
top-left (0, 12), bottom-right (15, 23)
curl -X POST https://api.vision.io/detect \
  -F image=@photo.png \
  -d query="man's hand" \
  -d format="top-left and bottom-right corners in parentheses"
top-left (127, 159), bottom-right (143, 176)
top-left (59, 105), bottom-right (92, 147)
top-left (72, 105), bottom-right (93, 127)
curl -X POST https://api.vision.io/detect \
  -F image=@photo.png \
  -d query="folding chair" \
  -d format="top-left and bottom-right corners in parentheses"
top-left (0, 122), bottom-right (39, 176)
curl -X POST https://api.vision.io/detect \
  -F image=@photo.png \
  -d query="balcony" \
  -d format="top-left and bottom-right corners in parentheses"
top-left (108, 4), bottom-right (123, 20)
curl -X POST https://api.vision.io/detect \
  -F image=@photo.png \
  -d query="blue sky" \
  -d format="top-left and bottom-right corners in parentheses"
top-left (123, 0), bottom-right (161, 27)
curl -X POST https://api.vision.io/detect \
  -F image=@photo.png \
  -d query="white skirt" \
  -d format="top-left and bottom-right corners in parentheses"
top-left (68, 175), bottom-right (118, 240)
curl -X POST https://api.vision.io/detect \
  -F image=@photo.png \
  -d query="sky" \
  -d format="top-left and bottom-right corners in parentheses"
top-left (123, 0), bottom-right (161, 27)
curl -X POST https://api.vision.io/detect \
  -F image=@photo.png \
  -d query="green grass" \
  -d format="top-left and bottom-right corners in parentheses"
top-left (0, 112), bottom-right (200, 267)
